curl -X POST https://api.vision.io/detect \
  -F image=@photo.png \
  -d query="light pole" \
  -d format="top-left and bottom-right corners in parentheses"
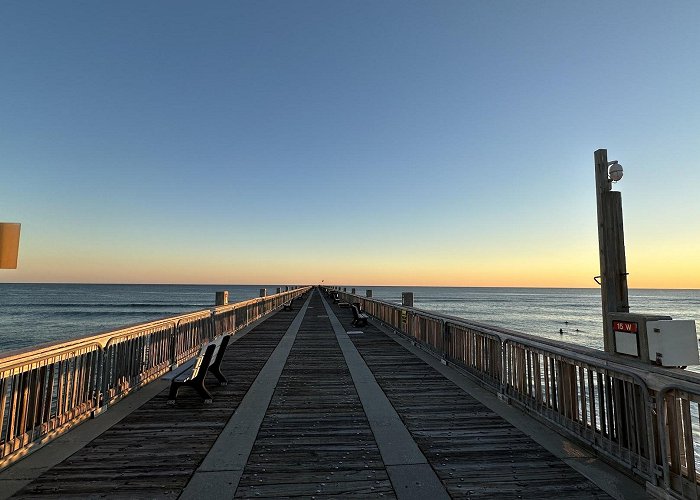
top-left (594, 149), bottom-right (629, 353)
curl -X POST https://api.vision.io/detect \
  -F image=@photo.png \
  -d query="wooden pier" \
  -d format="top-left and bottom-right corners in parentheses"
top-left (1, 289), bottom-right (645, 499)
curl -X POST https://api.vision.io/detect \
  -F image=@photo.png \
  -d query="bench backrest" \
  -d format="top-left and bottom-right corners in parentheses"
top-left (351, 304), bottom-right (361, 319)
top-left (179, 334), bottom-right (228, 382)
top-left (186, 344), bottom-right (217, 382)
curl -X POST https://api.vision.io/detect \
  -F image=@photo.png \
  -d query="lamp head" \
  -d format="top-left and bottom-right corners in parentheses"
top-left (608, 161), bottom-right (623, 182)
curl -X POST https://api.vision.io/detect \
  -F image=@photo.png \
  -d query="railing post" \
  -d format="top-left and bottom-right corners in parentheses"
top-left (501, 340), bottom-right (510, 395)
top-left (101, 344), bottom-right (112, 411)
top-left (441, 320), bottom-right (448, 361)
top-left (366, 289), bottom-right (372, 298)
top-left (170, 322), bottom-right (179, 369)
top-left (93, 347), bottom-right (106, 416)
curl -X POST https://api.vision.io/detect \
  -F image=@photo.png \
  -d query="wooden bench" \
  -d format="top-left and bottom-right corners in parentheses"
top-left (167, 334), bottom-right (231, 404)
top-left (351, 304), bottom-right (369, 327)
top-left (332, 293), bottom-right (341, 304)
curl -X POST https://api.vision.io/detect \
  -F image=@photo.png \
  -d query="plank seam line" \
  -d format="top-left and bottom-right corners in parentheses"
top-left (179, 293), bottom-right (312, 500)
top-left (319, 294), bottom-right (450, 500)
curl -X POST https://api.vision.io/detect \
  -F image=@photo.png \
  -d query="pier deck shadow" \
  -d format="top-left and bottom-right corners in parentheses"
top-left (8, 289), bottom-right (640, 498)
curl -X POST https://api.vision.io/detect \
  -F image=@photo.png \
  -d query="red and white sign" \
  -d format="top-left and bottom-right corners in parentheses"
top-left (613, 321), bottom-right (638, 333)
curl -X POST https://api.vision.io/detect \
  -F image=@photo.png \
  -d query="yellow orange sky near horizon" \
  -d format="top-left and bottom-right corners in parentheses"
top-left (2, 240), bottom-right (698, 289)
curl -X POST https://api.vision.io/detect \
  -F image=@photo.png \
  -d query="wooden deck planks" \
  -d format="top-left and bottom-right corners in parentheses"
top-left (235, 293), bottom-right (395, 498)
top-left (10, 291), bottom-right (628, 498)
top-left (12, 311), bottom-right (299, 499)
top-left (329, 303), bottom-right (611, 499)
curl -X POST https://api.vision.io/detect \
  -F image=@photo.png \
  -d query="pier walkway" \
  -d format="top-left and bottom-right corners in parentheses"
top-left (3, 289), bottom-right (644, 499)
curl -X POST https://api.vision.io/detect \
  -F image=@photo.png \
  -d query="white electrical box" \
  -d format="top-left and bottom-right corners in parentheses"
top-left (646, 320), bottom-right (699, 367)
top-left (608, 313), bottom-right (698, 367)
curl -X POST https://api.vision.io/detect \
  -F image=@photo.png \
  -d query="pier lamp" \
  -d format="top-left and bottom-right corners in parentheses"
top-left (594, 150), bottom-right (629, 353)
top-left (608, 161), bottom-right (623, 182)
top-left (0, 223), bottom-right (21, 269)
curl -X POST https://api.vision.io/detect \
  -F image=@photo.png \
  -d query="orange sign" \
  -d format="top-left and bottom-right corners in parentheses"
top-left (613, 321), bottom-right (638, 333)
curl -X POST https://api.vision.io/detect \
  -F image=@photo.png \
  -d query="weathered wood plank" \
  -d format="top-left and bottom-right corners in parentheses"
top-left (329, 303), bottom-right (610, 499)
top-left (234, 293), bottom-right (395, 498)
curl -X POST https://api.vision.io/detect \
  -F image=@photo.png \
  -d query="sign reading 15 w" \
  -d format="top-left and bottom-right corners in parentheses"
top-left (613, 321), bottom-right (638, 333)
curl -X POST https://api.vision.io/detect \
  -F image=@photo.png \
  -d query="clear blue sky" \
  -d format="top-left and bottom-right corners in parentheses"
top-left (1, 1), bottom-right (699, 286)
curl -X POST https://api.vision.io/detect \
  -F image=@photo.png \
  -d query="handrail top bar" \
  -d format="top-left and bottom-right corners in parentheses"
top-left (0, 287), bottom-right (311, 370)
top-left (0, 316), bottom-right (181, 368)
top-left (330, 288), bottom-right (700, 389)
top-left (211, 289), bottom-right (308, 313)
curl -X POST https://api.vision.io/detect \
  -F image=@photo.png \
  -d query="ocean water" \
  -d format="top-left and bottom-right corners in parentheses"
top-left (0, 284), bottom-right (698, 357)
top-left (356, 286), bottom-right (700, 351)
top-left (0, 284), bottom-right (281, 352)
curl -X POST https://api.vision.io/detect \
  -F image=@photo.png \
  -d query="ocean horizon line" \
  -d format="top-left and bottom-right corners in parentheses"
top-left (0, 282), bottom-right (698, 291)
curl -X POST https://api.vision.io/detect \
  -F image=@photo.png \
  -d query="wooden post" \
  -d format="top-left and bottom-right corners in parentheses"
top-left (595, 149), bottom-right (630, 353)
top-left (366, 289), bottom-right (373, 298)
top-left (595, 149), bottom-right (634, 449)
top-left (402, 292), bottom-right (414, 307)
top-left (351, 288), bottom-right (356, 294)
top-left (259, 288), bottom-right (266, 297)
top-left (276, 287), bottom-right (281, 294)
top-left (215, 291), bottom-right (228, 306)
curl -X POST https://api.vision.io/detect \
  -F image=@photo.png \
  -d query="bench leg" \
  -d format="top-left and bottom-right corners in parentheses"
top-left (208, 335), bottom-right (230, 386)
top-left (192, 378), bottom-right (214, 404)
top-left (167, 380), bottom-right (213, 404)
top-left (167, 382), bottom-right (181, 405)
top-left (209, 364), bottom-right (227, 386)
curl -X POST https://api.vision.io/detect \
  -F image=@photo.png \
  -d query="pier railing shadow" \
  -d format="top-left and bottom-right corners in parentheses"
top-left (326, 287), bottom-right (700, 499)
top-left (0, 286), bottom-right (311, 470)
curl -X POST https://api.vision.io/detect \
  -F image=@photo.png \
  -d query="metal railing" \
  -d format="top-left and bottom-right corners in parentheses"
top-left (657, 385), bottom-right (700, 498)
top-left (0, 286), bottom-right (310, 469)
top-left (325, 287), bottom-right (700, 499)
